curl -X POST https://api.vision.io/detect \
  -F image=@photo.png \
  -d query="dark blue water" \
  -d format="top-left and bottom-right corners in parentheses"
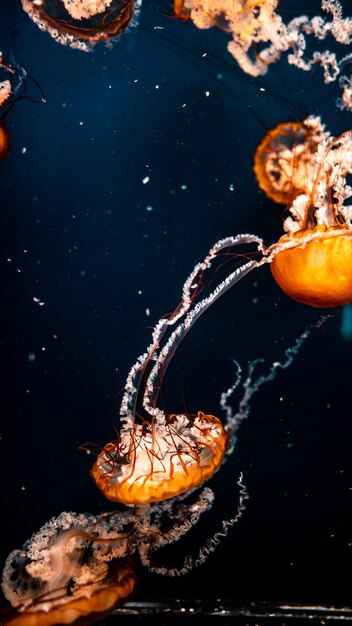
top-left (0, 0), bottom-right (351, 620)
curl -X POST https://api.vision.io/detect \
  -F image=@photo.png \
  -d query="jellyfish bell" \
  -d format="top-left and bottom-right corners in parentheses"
top-left (90, 411), bottom-right (228, 504)
top-left (1, 511), bottom-right (137, 626)
top-left (20, 0), bottom-right (142, 51)
top-left (0, 120), bottom-right (10, 161)
top-left (270, 225), bottom-right (352, 308)
top-left (253, 118), bottom-right (329, 206)
top-left (266, 118), bottom-right (352, 308)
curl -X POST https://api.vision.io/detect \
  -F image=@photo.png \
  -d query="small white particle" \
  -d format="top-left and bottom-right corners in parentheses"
top-left (205, 91), bottom-right (210, 97)
top-left (79, 121), bottom-right (84, 126)
top-left (146, 205), bottom-right (153, 212)
top-left (146, 308), bottom-right (151, 317)
top-left (28, 353), bottom-right (36, 362)
top-left (21, 147), bottom-right (27, 154)
top-left (143, 176), bottom-right (150, 184)
top-left (229, 183), bottom-right (235, 191)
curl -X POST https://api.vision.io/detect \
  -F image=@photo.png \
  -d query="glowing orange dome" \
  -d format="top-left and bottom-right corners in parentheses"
top-left (253, 120), bottom-right (323, 205)
top-left (0, 122), bottom-right (10, 161)
top-left (270, 226), bottom-right (352, 308)
top-left (3, 565), bottom-right (136, 626)
top-left (91, 412), bottom-right (228, 504)
top-left (173, 0), bottom-right (191, 19)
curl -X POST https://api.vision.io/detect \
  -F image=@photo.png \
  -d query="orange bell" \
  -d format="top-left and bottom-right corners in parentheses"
top-left (0, 121), bottom-right (10, 161)
top-left (270, 226), bottom-right (352, 308)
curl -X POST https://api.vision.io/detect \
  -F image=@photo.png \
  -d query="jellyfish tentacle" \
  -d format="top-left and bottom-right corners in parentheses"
top-left (143, 474), bottom-right (248, 577)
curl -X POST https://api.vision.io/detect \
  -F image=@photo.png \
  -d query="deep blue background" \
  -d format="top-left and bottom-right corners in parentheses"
top-left (0, 0), bottom-right (351, 612)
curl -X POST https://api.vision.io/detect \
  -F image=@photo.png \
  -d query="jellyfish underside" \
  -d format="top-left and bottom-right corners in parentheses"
top-left (20, 0), bottom-right (136, 50)
top-left (91, 412), bottom-right (228, 504)
top-left (1, 512), bottom-right (137, 626)
top-left (253, 121), bottom-right (321, 206)
top-left (2, 479), bottom-right (250, 624)
top-left (3, 568), bottom-right (136, 626)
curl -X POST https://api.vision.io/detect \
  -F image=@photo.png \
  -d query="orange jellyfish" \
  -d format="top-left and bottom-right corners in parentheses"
top-left (1, 511), bottom-right (137, 626)
top-left (20, 0), bottom-right (142, 51)
top-left (0, 120), bottom-right (10, 161)
top-left (0, 52), bottom-right (45, 161)
top-left (253, 117), bottom-right (328, 206)
top-left (254, 116), bottom-right (352, 308)
top-left (1, 481), bottom-right (249, 623)
top-left (87, 235), bottom-right (272, 506)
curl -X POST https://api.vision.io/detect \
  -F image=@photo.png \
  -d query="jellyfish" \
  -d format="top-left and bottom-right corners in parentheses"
top-left (253, 117), bottom-right (329, 206)
top-left (254, 116), bottom-right (352, 307)
top-left (1, 479), bottom-right (248, 624)
top-left (20, 0), bottom-right (142, 51)
top-left (1, 511), bottom-right (137, 626)
top-left (88, 235), bottom-right (267, 506)
top-left (0, 52), bottom-right (45, 161)
top-left (172, 0), bottom-right (352, 111)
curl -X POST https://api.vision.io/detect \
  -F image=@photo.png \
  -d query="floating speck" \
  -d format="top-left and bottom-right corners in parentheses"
top-left (28, 353), bottom-right (36, 362)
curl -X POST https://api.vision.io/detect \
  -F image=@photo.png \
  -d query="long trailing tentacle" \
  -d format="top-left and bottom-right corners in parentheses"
top-left (140, 473), bottom-right (248, 576)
